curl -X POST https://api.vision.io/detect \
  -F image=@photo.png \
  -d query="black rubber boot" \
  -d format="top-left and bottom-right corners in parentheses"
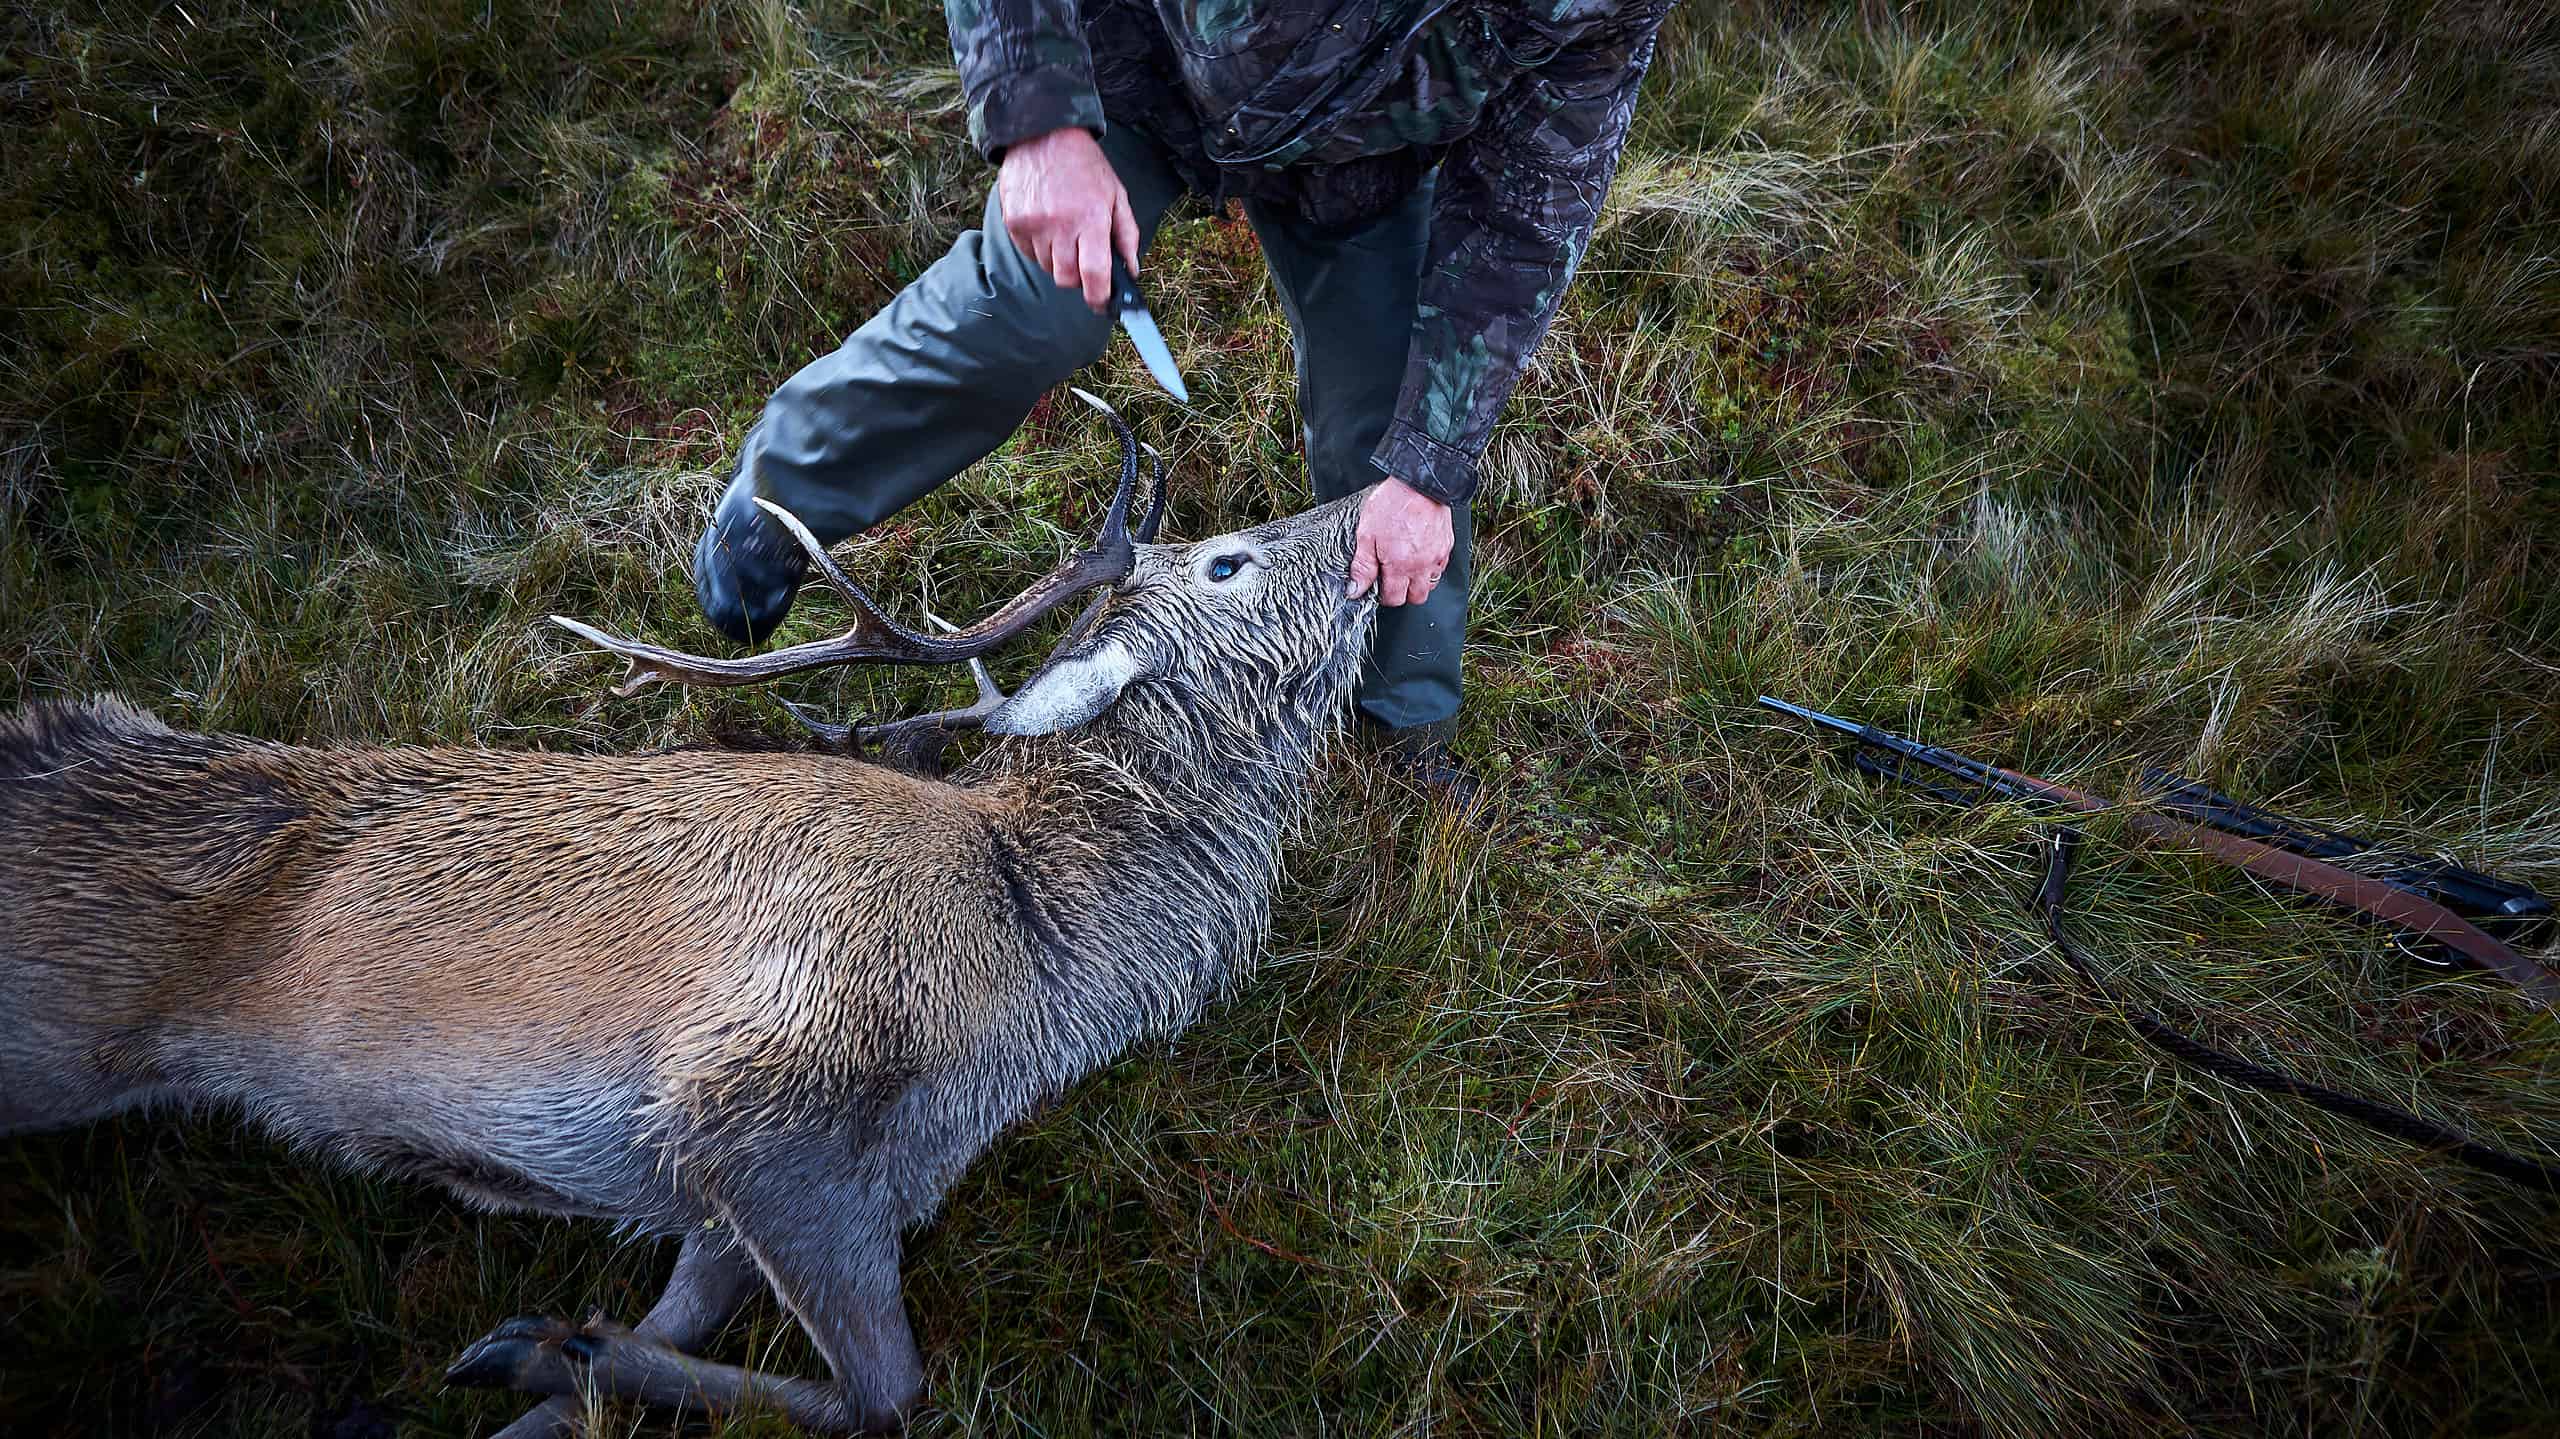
top-left (692, 467), bottom-right (809, 647)
top-left (1366, 718), bottom-right (1483, 811)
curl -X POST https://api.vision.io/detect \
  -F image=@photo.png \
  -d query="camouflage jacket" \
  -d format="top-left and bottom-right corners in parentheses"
top-left (943, 0), bottom-right (1673, 506)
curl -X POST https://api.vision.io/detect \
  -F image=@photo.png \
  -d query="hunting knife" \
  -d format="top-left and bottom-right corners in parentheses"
top-left (1111, 259), bottom-right (1190, 404)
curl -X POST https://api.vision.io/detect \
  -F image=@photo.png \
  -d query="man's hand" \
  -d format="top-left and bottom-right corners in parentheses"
top-left (998, 127), bottom-right (1139, 312)
top-left (1347, 478), bottom-right (1455, 607)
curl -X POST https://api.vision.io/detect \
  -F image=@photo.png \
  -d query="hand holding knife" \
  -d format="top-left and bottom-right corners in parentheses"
top-left (991, 129), bottom-right (1188, 404)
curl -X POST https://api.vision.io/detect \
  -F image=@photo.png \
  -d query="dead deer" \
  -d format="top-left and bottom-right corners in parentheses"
top-left (0, 392), bottom-right (1379, 1435)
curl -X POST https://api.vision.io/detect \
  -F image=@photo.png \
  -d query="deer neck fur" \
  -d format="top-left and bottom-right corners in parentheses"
top-left (958, 606), bottom-right (1373, 1048)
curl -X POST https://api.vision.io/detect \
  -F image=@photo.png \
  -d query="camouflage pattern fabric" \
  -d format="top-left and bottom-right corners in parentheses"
top-left (944, 1), bottom-right (1675, 506)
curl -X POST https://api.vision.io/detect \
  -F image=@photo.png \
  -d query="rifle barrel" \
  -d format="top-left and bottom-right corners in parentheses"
top-left (1756, 695), bottom-right (1864, 736)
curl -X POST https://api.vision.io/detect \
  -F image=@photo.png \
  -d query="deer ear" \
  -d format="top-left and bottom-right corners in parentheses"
top-left (984, 641), bottom-right (1144, 736)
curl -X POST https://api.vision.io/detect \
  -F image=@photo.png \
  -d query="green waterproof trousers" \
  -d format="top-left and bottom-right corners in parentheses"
top-left (728, 127), bottom-right (1468, 733)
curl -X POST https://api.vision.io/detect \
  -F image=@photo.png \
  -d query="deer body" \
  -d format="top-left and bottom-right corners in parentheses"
top-left (0, 441), bottom-right (1375, 1434)
top-left (5, 717), bottom-right (985, 1215)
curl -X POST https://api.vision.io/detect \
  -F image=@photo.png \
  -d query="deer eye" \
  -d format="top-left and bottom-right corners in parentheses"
top-left (1206, 553), bottom-right (1247, 582)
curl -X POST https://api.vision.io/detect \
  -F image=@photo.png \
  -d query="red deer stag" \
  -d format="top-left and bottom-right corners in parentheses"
top-left (0, 392), bottom-right (1380, 1434)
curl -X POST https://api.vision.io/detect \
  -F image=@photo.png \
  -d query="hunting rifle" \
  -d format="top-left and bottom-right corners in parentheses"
top-left (1755, 696), bottom-right (2558, 1004)
top-left (1759, 694), bottom-right (2560, 1192)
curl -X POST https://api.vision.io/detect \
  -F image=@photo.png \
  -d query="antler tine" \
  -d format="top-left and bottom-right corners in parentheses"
top-left (917, 608), bottom-right (1008, 710)
top-left (1068, 387), bottom-right (1138, 547)
top-left (797, 611), bottom-right (1007, 775)
top-left (778, 698), bottom-right (856, 749)
top-left (556, 389), bottom-right (1148, 697)
top-left (1136, 442), bottom-right (1169, 542)
top-left (754, 499), bottom-right (903, 616)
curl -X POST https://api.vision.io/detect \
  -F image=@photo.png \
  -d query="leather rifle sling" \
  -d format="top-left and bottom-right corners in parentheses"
top-left (2126, 814), bottom-right (2560, 1010)
top-left (1985, 766), bottom-right (2560, 1010)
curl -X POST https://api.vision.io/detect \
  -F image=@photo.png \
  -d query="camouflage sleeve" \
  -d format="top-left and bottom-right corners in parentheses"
top-left (943, 0), bottom-right (1108, 162)
top-left (1372, 2), bottom-right (1670, 507)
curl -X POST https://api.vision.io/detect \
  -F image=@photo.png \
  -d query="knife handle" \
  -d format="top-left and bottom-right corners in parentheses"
top-left (1110, 257), bottom-right (1145, 315)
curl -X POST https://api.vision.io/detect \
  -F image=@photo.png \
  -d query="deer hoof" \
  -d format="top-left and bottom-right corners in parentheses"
top-left (445, 1315), bottom-right (579, 1389)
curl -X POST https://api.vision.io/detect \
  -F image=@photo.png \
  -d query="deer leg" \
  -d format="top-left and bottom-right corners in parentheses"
top-left (731, 1204), bottom-right (922, 1434)
top-left (460, 1227), bottom-right (768, 1438)
top-left (450, 1144), bottom-right (921, 1435)
top-left (452, 1316), bottom-right (859, 1433)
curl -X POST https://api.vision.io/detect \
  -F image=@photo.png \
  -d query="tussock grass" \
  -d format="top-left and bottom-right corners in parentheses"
top-left (7, 0), bottom-right (2560, 1434)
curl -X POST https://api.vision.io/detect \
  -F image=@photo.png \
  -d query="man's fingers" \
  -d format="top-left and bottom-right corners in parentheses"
top-left (1349, 479), bottom-right (1457, 608)
top-left (1403, 548), bottom-right (1438, 606)
top-left (1378, 553), bottom-right (1414, 607)
top-left (1012, 221), bottom-right (1062, 289)
top-left (1076, 231), bottom-right (1113, 312)
top-left (1346, 536), bottom-right (1379, 598)
top-left (1113, 192), bottom-right (1141, 277)
top-left (1023, 225), bottom-right (1077, 295)
top-left (1043, 236), bottom-right (1079, 294)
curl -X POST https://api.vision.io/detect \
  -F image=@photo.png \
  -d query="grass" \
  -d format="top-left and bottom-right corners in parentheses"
top-left (5, 0), bottom-right (2560, 1433)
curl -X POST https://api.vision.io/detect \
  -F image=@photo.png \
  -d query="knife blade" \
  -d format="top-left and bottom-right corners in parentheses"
top-left (1111, 260), bottom-right (1190, 404)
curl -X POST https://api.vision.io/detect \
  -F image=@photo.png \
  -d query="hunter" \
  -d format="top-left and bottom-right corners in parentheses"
top-left (693, 0), bottom-right (1674, 796)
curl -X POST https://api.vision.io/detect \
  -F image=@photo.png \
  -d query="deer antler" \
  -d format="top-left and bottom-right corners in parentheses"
top-left (1136, 441), bottom-right (1168, 543)
top-left (555, 389), bottom-right (1146, 700)
top-left (778, 612), bottom-right (1016, 774)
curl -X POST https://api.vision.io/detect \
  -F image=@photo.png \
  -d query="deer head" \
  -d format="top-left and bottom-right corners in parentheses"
top-left (978, 491), bottom-right (1371, 753)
